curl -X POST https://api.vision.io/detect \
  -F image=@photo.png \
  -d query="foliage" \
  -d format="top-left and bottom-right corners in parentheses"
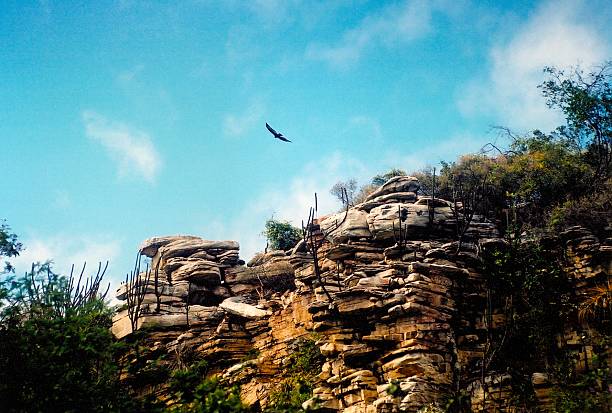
top-left (405, 64), bottom-right (611, 236)
top-left (551, 352), bottom-right (611, 413)
top-left (386, 379), bottom-right (401, 397)
top-left (371, 168), bottom-right (407, 186)
top-left (577, 279), bottom-right (612, 327)
top-left (164, 360), bottom-right (247, 413)
top-left (353, 183), bottom-right (378, 205)
top-left (416, 403), bottom-right (444, 413)
top-left (504, 132), bottom-right (593, 210)
top-left (267, 337), bottom-right (324, 412)
top-left (481, 240), bottom-right (572, 366)
top-left (548, 178), bottom-right (612, 238)
top-left (329, 169), bottom-right (407, 209)
top-left (120, 332), bottom-right (171, 388)
top-left (330, 179), bottom-right (358, 207)
top-left (540, 62), bottom-right (612, 181)
top-left (477, 238), bottom-right (575, 410)
top-left (0, 220), bottom-right (22, 273)
top-left (263, 218), bottom-right (302, 251)
top-left (0, 264), bottom-right (132, 412)
top-left (409, 130), bottom-right (601, 235)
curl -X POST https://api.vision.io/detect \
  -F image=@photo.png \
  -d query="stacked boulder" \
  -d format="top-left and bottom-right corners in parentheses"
top-left (111, 176), bottom-right (610, 412)
top-left (112, 236), bottom-right (273, 339)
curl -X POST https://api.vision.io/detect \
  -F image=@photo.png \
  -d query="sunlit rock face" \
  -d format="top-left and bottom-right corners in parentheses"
top-left (111, 176), bottom-right (608, 413)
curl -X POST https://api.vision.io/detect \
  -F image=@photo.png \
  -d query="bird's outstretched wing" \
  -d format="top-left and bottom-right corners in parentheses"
top-left (265, 122), bottom-right (292, 143)
top-left (265, 123), bottom-right (278, 136)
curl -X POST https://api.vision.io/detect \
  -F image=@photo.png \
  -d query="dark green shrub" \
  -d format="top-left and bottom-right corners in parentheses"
top-left (0, 264), bottom-right (132, 412)
top-left (263, 219), bottom-right (302, 251)
top-left (165, 360), bottom-right (248, 413)
top-left (551, 353), bottom-right (611, 413)
top-left (267, 337), bottom-right (324, 412)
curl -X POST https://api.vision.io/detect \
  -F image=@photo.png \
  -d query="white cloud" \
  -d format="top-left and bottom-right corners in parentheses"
top-left (52, 190), bottom-right (72, 210)
top-left (205, 153), bottom-right (370, 261)
top-left (306, 0), bottom-right (434, 69)
top-left (117, 64), bottom-right (145, 84)
top-left (82, 111), bottom-right (162, 183)
top-left (385, 132), bottom-right (491, 173)
top-left (347, 116), bottom-right (383, 141)
top-left (8, 234), bottom-right (121, 282)
top-left (222, 101), bottom-right (265, 137)
top-left (458, 0), bottom-right (610, 132)
top-left (248, 0), bottom-right (294, 23)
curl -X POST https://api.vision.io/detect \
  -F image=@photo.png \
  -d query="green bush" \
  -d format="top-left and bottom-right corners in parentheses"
top-left (165, 360), bottom-right (247, 413)
top-left (263, 218), bottom-right (302, 251)
top-left (551, 353), bottom-right (611, 413)
top-left (267, 337), bottom-right (324, 412)
top-left (0, 264), bottom-right (132, 412)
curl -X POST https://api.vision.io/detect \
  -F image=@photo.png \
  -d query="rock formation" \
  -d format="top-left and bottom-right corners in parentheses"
top-left (112, 176), bottom-right (611, 412)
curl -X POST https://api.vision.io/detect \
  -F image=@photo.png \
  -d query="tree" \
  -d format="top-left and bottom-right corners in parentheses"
top-left (263, 218), bottom-right (302, 251)
top-left (371, 168), bottom-right (407, 186)
top-left (0, 263), bottom-right (131, 412)
top-left (0, 220), bottom-right (22, 273)
top-left (441, 155), bottom-right (494, 252)
top-left (540, 62), bottom-right (612, 182)
top-left (330, 179), bottom-right (357, 207)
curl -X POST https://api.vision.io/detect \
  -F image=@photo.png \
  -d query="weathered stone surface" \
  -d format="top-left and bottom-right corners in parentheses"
top-left (170, 259), bottom-right (221, 282)
top-left (219, 296), bottom-right (271, 319)
top-left (159, 239), bottom-right (239, 259)
top-left (320, 209), bottom-right (372, 243)
top-left (364, 176), bottom-right (420, 201)
top-left (113, 182), bottom-right (610, 413)
top-left (111, 305), bottom-right (222, 339)
top-left (358, 191), bottom-right (417, 212)
top-left (366, 203), bottom-right (454, 240)
top-left (140, 235), bottom-right (201, 257)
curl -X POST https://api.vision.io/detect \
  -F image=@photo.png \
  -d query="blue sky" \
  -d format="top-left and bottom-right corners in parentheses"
top-left (2, 0), bottom-right (611, 289)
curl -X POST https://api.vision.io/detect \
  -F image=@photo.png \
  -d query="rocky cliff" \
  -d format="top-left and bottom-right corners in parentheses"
top-left (112, 176), bottom-right (611, 412)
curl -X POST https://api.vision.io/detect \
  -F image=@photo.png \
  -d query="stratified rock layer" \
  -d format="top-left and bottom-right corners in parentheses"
top-left (112, 176), bottom-right (610, 412)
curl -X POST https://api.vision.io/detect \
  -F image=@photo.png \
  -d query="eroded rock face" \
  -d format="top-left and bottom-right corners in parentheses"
top-left (112, 176), bottom-right (609, 413)
top-left (364, 176), bottom-right (420, 201)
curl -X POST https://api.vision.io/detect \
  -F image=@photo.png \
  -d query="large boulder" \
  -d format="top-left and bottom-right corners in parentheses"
top-left (319, 209), bottom-right (372, 243)
top-left (357, 192), bottom-right (417, 212)
top-left (140, 235), bottom-right (201, 257)
top-left (159, 239), bottom-right (239, 259)
top-left (170, 259), bottom-right (221, 282)
top-left (366, 203), bottom-right (454, 241)
top-left (219, 296), bottom-right (271, 319)
top-left (364, 176), bottom-right (420, 201)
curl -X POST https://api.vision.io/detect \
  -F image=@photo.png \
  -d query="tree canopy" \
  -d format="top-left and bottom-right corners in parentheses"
top-left (263, 218), bottom-right (302, 251)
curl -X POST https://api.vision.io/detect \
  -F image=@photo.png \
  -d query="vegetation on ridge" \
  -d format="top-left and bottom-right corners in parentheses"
top-left (0, 61), bottom-right (610, 412)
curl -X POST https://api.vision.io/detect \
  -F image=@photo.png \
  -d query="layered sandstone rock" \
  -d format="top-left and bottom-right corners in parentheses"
top-left (111, 176), bottom-right (610, 412)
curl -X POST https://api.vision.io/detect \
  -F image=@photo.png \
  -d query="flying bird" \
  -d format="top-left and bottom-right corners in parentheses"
top-left (266, 123), bottom-right (292, 142)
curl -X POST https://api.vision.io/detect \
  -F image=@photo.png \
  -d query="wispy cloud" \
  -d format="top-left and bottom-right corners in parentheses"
top-left (205, 153), bottom-right (370, 260)
top-left (225, 25), bottom-right (262, 68)
top-left (52, 190), bottom-right (72, 210)
top-left (222, 101), bottom-right (265, 137)
top-left (82, 111), bottom-right (162, 183)
top-left (247, 0), bottom-right (294, 24)
top-left (385, 132), bottom-right (491, 173)
top-left (117, 64), bottom-right (145, 84)
top-left (306, 0), bottom-right (435, 69)
top-left (8, 234), bottom-right (121, 281)
top-left (457, 0), bottom-right (611, 132)
top-left (347, 116), bottom-right (384, 141)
